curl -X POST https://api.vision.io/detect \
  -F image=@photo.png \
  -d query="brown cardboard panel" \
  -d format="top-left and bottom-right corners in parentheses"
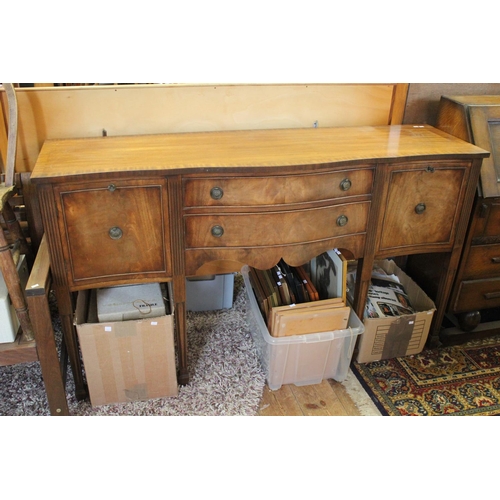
top-left (76, 290), bottom-right (177, 407)
top-left (356, 260), bottom-right (436, 364)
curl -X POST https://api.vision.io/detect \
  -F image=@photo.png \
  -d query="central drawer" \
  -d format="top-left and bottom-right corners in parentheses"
top-left (183, 168), bottom-right (373, 208)
top-left (184, 201), bottom-right (370, 248)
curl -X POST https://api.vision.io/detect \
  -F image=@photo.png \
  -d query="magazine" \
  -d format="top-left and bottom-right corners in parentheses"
top-left (364, 274), bottom-right (415, 319)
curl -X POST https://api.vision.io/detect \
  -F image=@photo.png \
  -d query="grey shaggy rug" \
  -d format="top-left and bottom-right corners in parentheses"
top-left (0, 275), bottom-right (267, 416)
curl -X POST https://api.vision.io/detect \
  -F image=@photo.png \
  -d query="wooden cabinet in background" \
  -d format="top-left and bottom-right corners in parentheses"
top-left (407, 96), bottom-right (500, 343)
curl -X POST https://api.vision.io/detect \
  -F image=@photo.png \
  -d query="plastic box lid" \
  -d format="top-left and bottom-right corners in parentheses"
top-left (96, 283), bottom-right (166, 322)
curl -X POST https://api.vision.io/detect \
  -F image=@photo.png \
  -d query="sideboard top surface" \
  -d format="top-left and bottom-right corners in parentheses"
top-left (31, 125), bottom-right (489, 181)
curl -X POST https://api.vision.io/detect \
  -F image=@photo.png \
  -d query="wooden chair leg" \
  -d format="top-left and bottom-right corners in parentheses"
top-left (26, 234), bottom-right (70, 415)
top-left (27, 291), bottom-right (70, 415)
top-left (0, 227), bottom-right (34, 342)
top-left (2, 201), bottom-right (34, 265)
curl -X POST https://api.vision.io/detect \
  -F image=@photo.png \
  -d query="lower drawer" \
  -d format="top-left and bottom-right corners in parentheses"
top-left (185, 202), bottom-right (370, 248)
top-left (462, 244), bottom-right (500, 280)
top-left (453, 277), bottom-right (500, 312)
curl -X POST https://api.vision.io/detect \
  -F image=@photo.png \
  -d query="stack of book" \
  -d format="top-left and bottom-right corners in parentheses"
top-left (248, 252), bottom-right (350, 337)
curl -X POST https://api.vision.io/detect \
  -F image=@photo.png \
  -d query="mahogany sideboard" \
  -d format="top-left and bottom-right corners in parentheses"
top-left (30, 125), bottom-right (488, 397)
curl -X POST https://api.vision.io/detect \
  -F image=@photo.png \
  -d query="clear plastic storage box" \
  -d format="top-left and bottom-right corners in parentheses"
top-left (242, 265), bottom-right (364, 390)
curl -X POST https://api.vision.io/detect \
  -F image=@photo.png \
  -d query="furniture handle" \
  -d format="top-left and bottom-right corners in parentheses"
top-left (479, 203), bottom-right (489, 218)
top-left (108, 184), bottom-right (117, 192)
top-left (484, 291), bottom-right (500, 300)
top-left (426, 165), bottom-right (435, 173)
top-left (491, 257), bottom-right (500, 264)
top-left (210, 187), bottom-right (224, 200)
top-left (336, 215), bottom-right (348, 227)
top-left (339, 178), bottom-right (352, 191)
top-left (415, 203), bottom-right (426, 215)
top-left (211, 225), bottom-right (224, 237)
top-left (109, 226), bottom-right (123, 240)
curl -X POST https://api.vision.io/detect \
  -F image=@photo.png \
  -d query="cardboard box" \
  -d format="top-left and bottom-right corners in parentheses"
top-left (242, 266), bottom-right (364, 390)
top-left (0, 255), bottom-right (30, 344)
top-left (355, 259), bottom-right (436, 363)
top-left (75, 285), bottom-right (178, 407)
top-left (186, 274), bottom-right (234, 311)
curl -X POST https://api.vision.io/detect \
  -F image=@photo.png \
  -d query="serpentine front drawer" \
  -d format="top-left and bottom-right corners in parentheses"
top-left (54, 179), bottom-right (171, 286)
top-left (184, 201), bottom-right (370, 248)
top-left (183, 168), bottom-right (374, 208)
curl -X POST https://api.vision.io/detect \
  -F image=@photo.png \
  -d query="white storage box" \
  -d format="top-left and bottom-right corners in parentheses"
top-left (242, 265), bottom-right (364, 390)
top-left (186, 274), bottom-right (234, 312)
top-left (0, 255), bottom-right (30, 344)
top-left (96, 283), bottom-right (166, 322)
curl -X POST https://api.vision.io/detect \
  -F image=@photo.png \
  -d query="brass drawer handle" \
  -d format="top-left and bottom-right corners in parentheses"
top-left (210, 187), bottom-right (224, 200)
top-left (108, 184), bottom-right (117, 192)
top-left (211, 225), bottom-right (224, 237)
top-left (337, 215), bottom-right (348, 227)
top-left (340, 178), bottom-right (352, 191)
top-left (109, 226), bottom-right (123, 240)
top-left (491, 257), bottom-right (500, 264)
top-left (415, 203), bottom-right (426, 215)
top-left (484, 291), bottom-right (500, 300)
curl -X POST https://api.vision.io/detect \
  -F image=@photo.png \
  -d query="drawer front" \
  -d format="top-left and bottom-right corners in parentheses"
top-left (453, 278), bottom-right (500, 312)
top-left (185, 201), bottom-right (370, 248)
top-left (462, 244), bottom-right (500, 280)
top-left (183, 168), bottom-right (373, 208)
top-left (56, 180), bottom-right (170, 283)
top-left (379, 164), bottom-right (466, 252)
top-left (471, 199), bottom-right (500, 240)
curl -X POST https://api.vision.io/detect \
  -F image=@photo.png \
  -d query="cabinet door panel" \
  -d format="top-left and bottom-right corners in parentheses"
top-left (379, 164), bottom-right (466, 252)
top-left (56, 181), bottom-right (170, 283)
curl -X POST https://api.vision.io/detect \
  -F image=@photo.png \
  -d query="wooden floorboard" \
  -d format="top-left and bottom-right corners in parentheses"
top-left (258, 379), bottom-right (362, 416)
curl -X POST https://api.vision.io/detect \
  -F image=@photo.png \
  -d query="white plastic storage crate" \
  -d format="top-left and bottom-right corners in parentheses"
top-left (0, 255), bottom-right (30, 344)
top-left (242, 265), bottom-right (364, 390)
top-left (186, 274), bottom-right (234, 312)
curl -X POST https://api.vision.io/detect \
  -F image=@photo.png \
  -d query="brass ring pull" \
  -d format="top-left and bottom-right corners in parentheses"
top-left (210, 187), bottom-right (224, 200)
top-left (211, 225), bottom-right (224, 237)
top-left (415, 203), bottom-right (426, 215)
top-left (340, 178), bottom-right (352, 191)
top-left (109, 226), bottom-right (123, 239)
top-left (336, 215), bottom-right (348, 227)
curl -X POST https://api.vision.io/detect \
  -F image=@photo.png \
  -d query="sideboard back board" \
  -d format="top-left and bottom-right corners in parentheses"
top-left (0, 83), bottom-right (408, 173)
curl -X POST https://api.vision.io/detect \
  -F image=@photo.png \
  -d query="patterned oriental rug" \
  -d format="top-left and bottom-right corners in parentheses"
top-left (351, 334), bottom-right (500, 416)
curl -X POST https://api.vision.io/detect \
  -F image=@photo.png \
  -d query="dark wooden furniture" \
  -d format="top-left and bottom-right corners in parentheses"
top-left (30, 125), bottom-right (488, 394)
top-left (408, 96), bottom-right (500, 343)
